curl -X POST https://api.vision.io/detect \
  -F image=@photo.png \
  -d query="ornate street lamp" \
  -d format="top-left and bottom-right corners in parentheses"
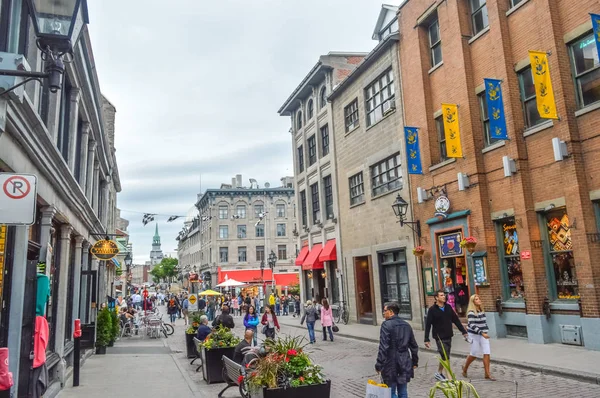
top-left (124, 252), bottom-right (132, 295)
top-left (0, 0), bottom-right (87, 93)
top-left (391, 194), bottom-right (421, 237)
top-left (268, 251), bottom-right (277, 270)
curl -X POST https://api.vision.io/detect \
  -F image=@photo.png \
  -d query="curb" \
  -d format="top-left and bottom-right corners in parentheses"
top-left (280, 321), bottom-right (600, 385)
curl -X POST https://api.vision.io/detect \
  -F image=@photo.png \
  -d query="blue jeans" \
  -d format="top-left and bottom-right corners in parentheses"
top-left (246, 327), bottom-right (258, 345)
top-left (169, 313), bottom-right (177, 323)
top-left (306, 321), bottom-right (316, 343)
top-left (389, 383), bottom-right (408, 398)
top-left (275, 304), bottom-right (280, 315)
top-left (322, 326), bottom-right (334, 341)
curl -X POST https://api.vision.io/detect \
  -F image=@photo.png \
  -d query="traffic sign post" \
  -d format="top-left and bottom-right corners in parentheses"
top-left (188, 293), bottom-right (198, 311)
top-left (0, 173), bottom-right (37, 225)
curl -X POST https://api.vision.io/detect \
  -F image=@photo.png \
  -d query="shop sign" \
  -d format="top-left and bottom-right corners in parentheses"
top-left (473, 256), bottom-right (489, 286)
top-left (434, 195), bottom-right (451, 219)
top-left (521, 250), bottom-right (531, 260)
top-left (90, 239), bottom-right (119, 260)
top-left (439, 232), bottom-right (463, 258)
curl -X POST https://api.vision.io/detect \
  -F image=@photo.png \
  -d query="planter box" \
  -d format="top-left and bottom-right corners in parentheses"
top-left (185, 333), bottom-right (197, 358)
top-left (96, 346), bottom-right (107, 355)
top-left (251, 380), bottom-right (331, 398)
top-left (201, 346), bottom-right (235, 384)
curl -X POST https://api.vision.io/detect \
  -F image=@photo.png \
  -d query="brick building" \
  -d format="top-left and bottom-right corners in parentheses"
top-left (398, 0), bottom-right (600, 349)
top-left (278, 53), bottom-right (366, 305)
top-left (328, 5), bottom-right (421, 327)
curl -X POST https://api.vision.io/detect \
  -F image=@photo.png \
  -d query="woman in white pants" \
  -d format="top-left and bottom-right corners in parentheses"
top-left (462, 294), bottom-right (495, 380)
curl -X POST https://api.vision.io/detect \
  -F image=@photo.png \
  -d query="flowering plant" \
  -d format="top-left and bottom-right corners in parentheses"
top-left (459, 236), bottom-right (477, 248)
top-left (412, 246), bottom-right (426, 256)
top-left (201, 325), bottom-right (240, 349)
top-left (245, 335), bottom-right (326, 392)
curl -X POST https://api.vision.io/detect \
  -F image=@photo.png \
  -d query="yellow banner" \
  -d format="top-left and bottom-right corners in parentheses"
top-left (529, 51), bottom-right (558, 119)
top-left (441, 103), bottom-right (462, 158)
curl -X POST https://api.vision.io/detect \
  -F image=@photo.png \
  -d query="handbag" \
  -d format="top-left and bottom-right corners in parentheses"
top-left (365, 379), bottom-right (391, 398)
top-left (262, 325), bottom-right (268, 334)
top-left (332, 324), bottom-right (339, 333)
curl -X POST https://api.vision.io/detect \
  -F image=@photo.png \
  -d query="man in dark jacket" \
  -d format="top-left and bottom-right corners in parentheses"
top-left (424, 290), bottom-right (468, 381)
top-left (375, 302), bottom-right (418, 398)
top-left (212, 305), bottom-right (235, 329)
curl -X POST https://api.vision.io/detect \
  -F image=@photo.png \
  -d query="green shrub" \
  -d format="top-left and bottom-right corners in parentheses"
top-left (96, 307), bottom-right (112, 347)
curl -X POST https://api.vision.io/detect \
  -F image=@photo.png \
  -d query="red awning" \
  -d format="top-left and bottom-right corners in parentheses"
top-left (274, 273), bottom-right (299, 286)
top-left (295, 246), bottom-right (310, 266)
top-left (218, 268), bottom-right (273, 284)
top-left (302, 244), bottom-right (324, 270)
top-left (319, 239), bottom-right (337, 262)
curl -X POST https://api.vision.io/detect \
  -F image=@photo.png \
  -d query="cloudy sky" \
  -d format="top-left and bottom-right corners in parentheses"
top-left (86, 0), bottom-right (402, 263)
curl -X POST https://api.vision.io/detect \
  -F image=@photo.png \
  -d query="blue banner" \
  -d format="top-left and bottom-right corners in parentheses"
top-left (484, 78), bottom-right (508, 140)
top-left (404, 127), bottom-right (422, 174)
top-left (592, 14), bottom-right (600, 62)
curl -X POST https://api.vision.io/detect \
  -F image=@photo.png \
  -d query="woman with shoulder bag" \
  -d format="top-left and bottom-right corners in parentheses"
top-left (243, 305), bottom-right (260, 346)
top-left (261, 305), bottom-right (280, 339)
top-left (300, 300), bottom-right (318, 344)
top-left (320, 298), bottom-right (334, 342)
top-left (462, 294), bottom-right (495, 381)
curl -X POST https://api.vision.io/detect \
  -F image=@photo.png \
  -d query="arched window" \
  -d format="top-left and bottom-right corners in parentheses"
top-left (297, 110), bottom-right (303, 129)
top-left (319, 86), bottom-right (327, 109)
top-left (307, 99), bottom-right (314, 119)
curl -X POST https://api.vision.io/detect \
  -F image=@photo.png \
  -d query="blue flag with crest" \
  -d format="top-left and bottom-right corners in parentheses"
top-left (404, 127), bottom-right (422, 174)
top-left (484, 78), bottom-right (508, 140)
top-left (592, 14), bottom-right (600, 61)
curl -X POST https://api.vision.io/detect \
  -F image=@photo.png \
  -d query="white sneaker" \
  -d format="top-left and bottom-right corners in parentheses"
top-left (434, 373), bottom-right (447, 381)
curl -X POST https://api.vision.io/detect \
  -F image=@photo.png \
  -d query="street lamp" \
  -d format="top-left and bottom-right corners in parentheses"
top-left (124, 253), bottom-right (132, 296)
top-left (0, 0), bottom-right (87, 94)
top-left (392, 194), bottom-right (421, 237)
top-left (268, 250), bottom-right (277, 293)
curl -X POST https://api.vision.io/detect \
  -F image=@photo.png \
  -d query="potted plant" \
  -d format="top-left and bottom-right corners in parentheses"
top-left (429, 342), bottom-right (480, 398)
top-left (245, 335), bottom-right (331, 398)
top-left (108, 309), bottom-right (119, 347)
top-left (95, 307), bottom-right (112, 355)
top-left (412, 245), bottom-right (426, 257)
top-left (460, 236), bottom-right (478, 253)
top-left (200, 325), bottom-right (240, 383)
top-left (186, 325), bottom-right (198, 358)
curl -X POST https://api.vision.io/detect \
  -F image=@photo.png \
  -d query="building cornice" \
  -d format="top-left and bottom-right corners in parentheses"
top-left (196, 187), bottom-right (295, 209)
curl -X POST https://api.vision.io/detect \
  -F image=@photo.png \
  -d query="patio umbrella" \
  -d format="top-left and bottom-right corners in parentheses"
top-left (198, 289), bottom-right (223, 296)
top-left (215, 278), bottom-right (246, 288)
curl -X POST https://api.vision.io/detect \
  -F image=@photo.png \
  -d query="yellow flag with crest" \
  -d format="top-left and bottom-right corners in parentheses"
top-left (528, 51), bottom-right (558, 119)
top-left (441, 103), bottom-right (462, 158)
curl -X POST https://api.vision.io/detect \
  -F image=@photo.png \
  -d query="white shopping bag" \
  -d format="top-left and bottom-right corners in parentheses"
top-left (365, 380), bottom-right (392, 398)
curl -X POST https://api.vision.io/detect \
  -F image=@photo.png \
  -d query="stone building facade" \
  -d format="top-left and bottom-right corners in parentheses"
top-left (278, 52), bottom-right (367, 305)
top-left (194, 176), bottom-right (299, 294)
top-left (0, 1), bottom-right (122, 395)
top-left (328, 5), bottom-right (421, 328)
top-left (398, 0), bottom-right (600, 349)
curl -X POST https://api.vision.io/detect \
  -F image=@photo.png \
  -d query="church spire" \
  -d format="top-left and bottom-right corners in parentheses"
top-left (153, 223), bottom-right (160, 245)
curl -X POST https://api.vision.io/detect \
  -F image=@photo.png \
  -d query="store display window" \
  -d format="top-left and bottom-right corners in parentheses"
top-left (499, 219), bottom-right (524, 299)
top-left (545, 209), bottom-right (578, 299)
top-left (438, 232), bottom-right (469, 317)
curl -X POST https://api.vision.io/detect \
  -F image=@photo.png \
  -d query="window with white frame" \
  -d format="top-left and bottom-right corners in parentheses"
top-left (219, 205), bottom-right (228, 219)
top-left (296, 110), bottom-right (303, 129)
top-left (307, 99), bottom-right (314, 119)
top-left (308, 135), bottom-right (317, 166)
top-left (277, 223), bottom-right (286, 237)
top-left (344, 99), bottom-right (359, 132)
top-left (219, 225), bottom-right (228, 239)
top-left (238, 247), bottom-right (247, 262)
top-left (311, 183), bottom-right (320, 223)
top-left (255, 223), bottom-right (264, 237)
top-left (349, 172), bottom-right (365, 206)
top-left (517, 67), bottom-right (543, 128)
top-left (320, 124), bottom-right (330, 156)
top-left (435, 116), bottom-right (448, 162)
top-left (276, 204), bottom-right (285, 218)
top-left (300, 190), bottom-right (307, 227)
top-left (569, 32), bottom-right (600, 108)
top-left (297, 145), bottom-right (304, 172)
top-left (470, 0), bottom-right (488, 36)
top-left (236, 205), bottom-right (246, 219)
top-left (319, 86), bottom-right (327, 109)
top-left (371, 153), bottom-right (402, 196)
top-left (219, 247), bottom-right (228, 263)
top-left (256, 246), bottom-right (265, 262)
top-left (365, 69), bottom-right (395, 127)
top-left (510, 0), bottom-right (525, 8)
top-left (254, 204), bottom-right (264, 218)
top-left (237, 225), bottom-right (247, 239)
top-left (428, 16), bottom-right (442, 67)
top-left (278, 245), bottom-right (287, 260)
top-left (324, 175), bottom-right (333, 220)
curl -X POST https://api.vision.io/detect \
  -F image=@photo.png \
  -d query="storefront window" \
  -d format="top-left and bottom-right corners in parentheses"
top-left (546, 209), bottom-right (578, 299)
top-left (378, 250), bottom-right (411, 319)
top-left (499, 219), bottom-right (524, 299)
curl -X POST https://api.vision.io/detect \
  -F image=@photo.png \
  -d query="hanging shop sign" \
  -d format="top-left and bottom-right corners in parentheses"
top-left (434, 195), bottom-right (451, 219)
top-left (90, 239), bottom-right (119, 260)
top-left (439, 232), bottom-right (463, 258)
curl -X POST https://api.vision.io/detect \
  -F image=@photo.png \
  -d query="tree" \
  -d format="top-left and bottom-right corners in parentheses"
top-left (150, 258), bottom-right (179, 283)
top-left (150, 266), bottom-right (164, 283)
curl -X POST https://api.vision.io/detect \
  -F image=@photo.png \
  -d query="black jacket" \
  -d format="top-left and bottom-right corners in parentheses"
top-left (424, 304), bottom-right (467, 342)
top-left (212, 313), bottom-right (235, 329)
top-left (375, 315), bottom-right (419, 385)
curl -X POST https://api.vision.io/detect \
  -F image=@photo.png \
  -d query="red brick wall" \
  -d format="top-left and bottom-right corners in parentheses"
top-left (399, 0), bottom-right (600, 317)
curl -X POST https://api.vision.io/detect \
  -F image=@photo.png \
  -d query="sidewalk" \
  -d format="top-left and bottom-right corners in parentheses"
top-left (277, 315), bottom-right (600, 384)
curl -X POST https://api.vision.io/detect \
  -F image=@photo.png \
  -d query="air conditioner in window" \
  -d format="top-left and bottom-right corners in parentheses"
top-left (383, 100), bottom-right (396, 115)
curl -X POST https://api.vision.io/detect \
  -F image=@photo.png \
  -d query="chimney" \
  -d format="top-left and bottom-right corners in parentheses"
top-left (231, 177), bottom-right (236, 187)
top-left (236, 174), bottom-right (242, 188)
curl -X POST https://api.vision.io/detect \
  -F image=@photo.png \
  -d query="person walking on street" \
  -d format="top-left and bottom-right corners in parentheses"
top-left (232, 295), bottom-right (240, 317)
top-left (320, 298), bottom-right (334, 342)
top-left (462, 294), bottom-right (495, 380)
top-left (198, 296), bottom-right (206, 313)
top-left (254, 295), bottom-right (260, 313)
top-left (375, 302), bottom-right (419, 398)
top-left (269, 293), bottom-right (275, 308)
top-left (207, 298), bottom-right (216, 321)
top-left (213, 305), bottom-right (235, 329)
top-left (275, 296), bottom-right (281, 316)
top-left (300, 300), bottom-right (318, 344)
top-left (424, 290), bottom-right (468, 381)
top-left (167, 295), bottom-right (178, 324)
top-left (261, 305), bottom-right (280, 339)
top-left (294, 295), bottom-right (301, 318)
top-left (182, 295), bottom-right (190, 325)
top-left (243, 305), bottom-right (260, 346)
top-left (282, 295), bottom-right (289, 316)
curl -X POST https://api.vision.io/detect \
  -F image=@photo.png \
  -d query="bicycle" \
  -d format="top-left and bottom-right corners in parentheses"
top-left (333, 301), bottom-right (350, 325)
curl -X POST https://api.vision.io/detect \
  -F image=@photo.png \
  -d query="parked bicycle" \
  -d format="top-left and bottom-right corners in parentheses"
top-left (332, 301), bottom-right (349, 325)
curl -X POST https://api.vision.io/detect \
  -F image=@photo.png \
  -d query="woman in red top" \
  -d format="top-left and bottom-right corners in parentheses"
top-left (261, 305), bottom-right (280, 339)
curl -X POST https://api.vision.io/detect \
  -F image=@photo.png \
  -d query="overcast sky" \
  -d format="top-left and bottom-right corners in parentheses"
top-left (86, 0), bottom-right (402, 264)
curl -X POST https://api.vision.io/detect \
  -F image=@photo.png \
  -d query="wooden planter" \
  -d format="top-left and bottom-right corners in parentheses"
top-left (465, 243), bottom-right (477, 253)
top-left (201, 346), bottom-right (235, 384)
top-left (251, 380), bottom-right (331, 398)
top-left (185, 333), bottom-right (197, 358)
top-left (413, 250), bottom-right (425, 257)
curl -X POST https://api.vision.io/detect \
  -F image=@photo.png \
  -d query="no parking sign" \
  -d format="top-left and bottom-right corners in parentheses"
top-left (0, 173), bottom-right (37, 225)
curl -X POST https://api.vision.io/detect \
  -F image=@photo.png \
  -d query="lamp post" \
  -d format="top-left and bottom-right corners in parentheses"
top-left (268, 250), bottom-right (277, 294)
top-left (124, 253), bottom-right (132, 297)
top-left (0, 0), bottom-right (87, 94)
